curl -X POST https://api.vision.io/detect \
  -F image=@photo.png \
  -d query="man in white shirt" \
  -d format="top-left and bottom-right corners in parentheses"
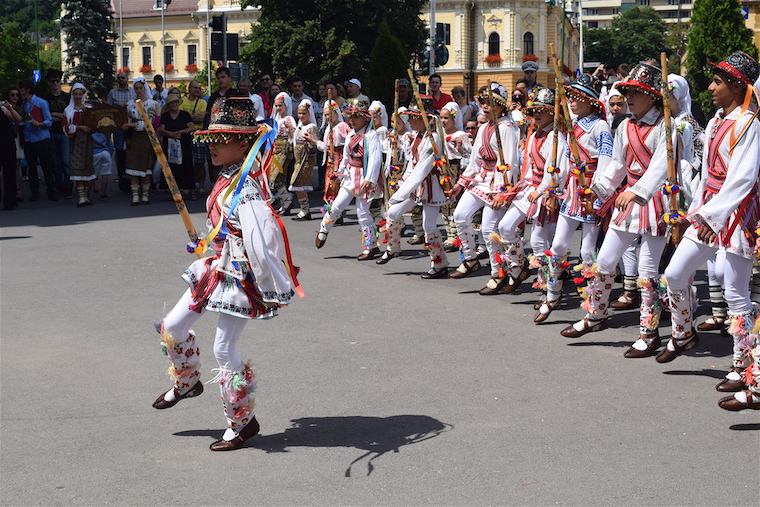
top-left (238, 78), bottom-right (266, 122)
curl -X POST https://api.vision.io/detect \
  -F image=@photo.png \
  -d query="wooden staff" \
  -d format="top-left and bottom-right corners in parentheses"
top-left (660, 51), bottom-right (681, 244)
top-left (551, 48), bottom-right (593, 215)
top-left (546, 43), bottom-right (562, 212)
top-left (487, 85), bottom-right (507, 179)
top-left (390, 78), bottom-right (400, 165)
top-left (323, 87), bottom-right (337, 205)
top-left (136, 99), bottom-right (202, 258)
top-left (407, 68), bottom-right (453, 194)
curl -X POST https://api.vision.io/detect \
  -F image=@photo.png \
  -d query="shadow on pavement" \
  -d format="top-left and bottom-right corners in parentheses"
top-left (662, 369), bottom-right (727, 380)
top-left (175, 414), bottom-right (452, 477)
top-left (729, 423), bottom-right (760, 431)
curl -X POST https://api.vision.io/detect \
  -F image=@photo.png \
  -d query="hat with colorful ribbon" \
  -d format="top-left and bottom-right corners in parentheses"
top-left (615, 62), bottom-right (662, 98)
top-left (194, 96), bottom-right (264, 143)
top-left (564, 74), bottom-right (605, 113)
top-left (710, 50), bottom-right (760, 86)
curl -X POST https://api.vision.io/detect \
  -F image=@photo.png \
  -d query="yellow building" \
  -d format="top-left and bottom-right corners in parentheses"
top-left (61, 0), bottom-right (260, 87)
top-left (744, 1), bottom-right (760, 49)
top-left (420, 0), bottom-right (581, 95)
top-left (61, 0), bottom-right (579, 95)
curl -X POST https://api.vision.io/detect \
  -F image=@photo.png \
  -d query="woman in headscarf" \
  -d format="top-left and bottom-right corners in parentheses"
top-left (289, 98), bottom-right (318, 220)
top-left (439, 101), bottom-right (471, 251)
top-left (269, 91), bottom-right (296, 214)
top-left (64, 83), bottom-right (94, 207)
top-left (304, 98), bottom-right (350, 207)
top-left (123, 77), bottom-right (159, 205)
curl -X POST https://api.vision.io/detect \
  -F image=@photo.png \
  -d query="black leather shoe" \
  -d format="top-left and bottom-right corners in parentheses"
top-left (376, 252), bottom-right (398, 264)
top-left (152, 380), bottom-right (204, 409)
top-left (209, 417), bottom-right (261, 451)
top-left (421, 267), bottom-right (448, 279)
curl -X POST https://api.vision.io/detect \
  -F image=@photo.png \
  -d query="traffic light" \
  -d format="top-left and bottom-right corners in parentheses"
top-left (435, 40), bottom-right (449, 66)
top-left (210, 14), bottom-right (225, 32)
top-left (418, 46), bottom-right (431, 74)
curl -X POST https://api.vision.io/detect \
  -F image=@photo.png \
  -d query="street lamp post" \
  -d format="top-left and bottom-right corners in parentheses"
top-left (161, 1), bottom-right (165, 76)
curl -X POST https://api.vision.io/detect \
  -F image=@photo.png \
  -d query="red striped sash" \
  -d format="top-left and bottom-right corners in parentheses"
top-left (625, 119), bottom-right (657, 174)
top-left (529, 132), bottom-right (548, 186)
top-left (479, 123), bottom-right (497, 161)
top-left (348, 129), bottom-right (365, 167)
top-left (704, 119), bottom-right (735, 196)
top-left (412, 134), bottom-right (423, 164)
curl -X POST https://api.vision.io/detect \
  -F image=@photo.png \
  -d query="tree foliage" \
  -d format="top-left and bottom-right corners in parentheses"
top-left (0, 0), bottom-right (61, 37)
top-left (583, 7), bottom-right (666, 67)
top-left (0, 22), bottom-right (36, 92)
top-left (365, 20), bottom-right (410, 108)
top-left (687, 0), bottom-right (758, 115)
top-left (60, 0), bottom-right (115, 99)
top-left (239, 0), bottom-right (426, 88)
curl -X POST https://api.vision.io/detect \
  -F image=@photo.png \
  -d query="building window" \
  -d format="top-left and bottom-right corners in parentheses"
top-left (487, 32), bottom-right (500, 56)
top-left (164, 45), bottom-right (174, 66)
top-left (639, 0), bottom-right (650, 5)
top-left (187, 44), bottom-right (197, 65)
top-left (612, 8), bottom-right (619, 14)
top-left (588, 21), bottom-right (599, 28)
top-left (142, 46), bottom-right (152, 66)
top-left (121, 47), bottom-right (130, 68)
top-left (153, 0), bottom-right (167, 9)
top-left (523, 32), bottom-right (534, 56)
top-left (436, 23), bottom-right (451, 45)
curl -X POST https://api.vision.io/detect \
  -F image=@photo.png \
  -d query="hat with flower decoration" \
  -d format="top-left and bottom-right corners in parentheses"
top-left (477, 82), bottom-right (510, 108)
top-left (345, 97), bottom-right (372, 117)
top-left (615, 62), bottom-right (662, 98)
top-left (194, 96), bottom-right (264, 143)
top-left (710, 50), bottom-right (760, 86)
top-left (524, 87), bottom-right (556, 114)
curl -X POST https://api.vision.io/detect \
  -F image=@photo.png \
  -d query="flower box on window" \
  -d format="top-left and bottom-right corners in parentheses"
top-left (140, 64), bottom-right (152, 73)
top-left (119, 66), bottom-right (130, 74)
top-left (185, 63), bottom-right (198, 73)
top-left (522, 54), bottom-right (538, 62)
top-left (485, 54), bottom-right (502, 65)
top-left (166, 63), bottom-right (175, 73)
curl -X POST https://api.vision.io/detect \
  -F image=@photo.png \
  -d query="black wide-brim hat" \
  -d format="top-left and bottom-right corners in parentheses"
top-left (710, 50), bottom-right (760, 86)
top-left (563, 73), bottom-right (604, 111)
top-left (194, 97), bottom-right (263, 143)
top-left (616, 62), bottom-right (663, 98)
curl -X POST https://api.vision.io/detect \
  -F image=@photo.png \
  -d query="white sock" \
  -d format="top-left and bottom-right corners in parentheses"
top-left (163, 388), bottom-right (177, 402)
top-left (632, 338), bottom-right (649, 351)
top-left (222, 428), bottom-right (238, 441)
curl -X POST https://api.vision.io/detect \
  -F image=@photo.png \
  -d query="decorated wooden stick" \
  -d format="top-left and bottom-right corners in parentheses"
top-left (136, 99), bottom-right (203, 258)
top-left (660, 51), bottom-right (682, 244)
top-left (551, 49), bottom-right (593, 215)
top-left (406, 68), bottom-right (451, 193)
top-left (546, 43), bottom-right (562, 212)
top-left (323, 87), bottom-right (338, 206)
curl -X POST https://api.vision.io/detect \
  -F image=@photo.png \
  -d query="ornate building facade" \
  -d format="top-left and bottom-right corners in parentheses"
top-left (420, 0), bottom-right (581, 95)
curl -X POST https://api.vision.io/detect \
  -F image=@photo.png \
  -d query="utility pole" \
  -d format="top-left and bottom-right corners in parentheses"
top-left (578, 0), bottom-right (584, 73)
top-left (119, 0), bottom-right (123, 70)
top-left (429, 0), bottom-right (436, 75)
top-left (206, 0), bottom-right (211, 93)
top-left (161, 1), bottom-right (166, 75)
top-left (34, 0), bottom-right (40, 72)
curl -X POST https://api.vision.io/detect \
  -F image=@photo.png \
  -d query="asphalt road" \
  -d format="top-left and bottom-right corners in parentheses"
top-left (1, 191), bottom-right (758, 506)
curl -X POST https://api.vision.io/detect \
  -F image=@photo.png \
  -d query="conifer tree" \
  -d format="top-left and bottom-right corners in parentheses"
top-left (687, 0), bottom-right (758, 114)
top-left (366, 20), bottom-right (410, 109)
top-left (60, 0), bottom-right (115, 99)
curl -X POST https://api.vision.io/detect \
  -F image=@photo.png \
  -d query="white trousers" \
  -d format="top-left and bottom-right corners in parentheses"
top-left (387, 198), bottom-right (439, 234)
top-left (320, 186), bottom-right (374, 233)
top-left (665, 238), bottom-right (752, 315)
top-left (597, 229), bottom-right (667, 279)
top-left (498, 205), bottom-right (555, 257)
top-left (550, 214), bottom-right (600, 262)
top-left (453, 191), bottom-right (505, 275)
top-left (162, 289), bottom-right (247, 370)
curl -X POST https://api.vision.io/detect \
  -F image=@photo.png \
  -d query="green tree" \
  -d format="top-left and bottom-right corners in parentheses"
top-left (610, 7), bottom-right (666, 66)
top-left (583, 7), bottom-right (666, 68)
top-left (239, 0), bottom-right (426, 90)
top-left (60, 0), bottom-right (115, 99)
top-left (584, 28), bottom-right (616, 67)
top-left (0, 0), bottom-right (61, 37)
top-left (0, 22), bottom-right (35, 92)
top-left (687, 0), bottom-right (758, 115)
top-left (364, 20), bottom-right (409, 108)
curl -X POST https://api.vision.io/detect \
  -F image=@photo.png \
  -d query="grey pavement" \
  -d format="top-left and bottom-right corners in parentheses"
top-left (1, 191), bottom-right (758, 506)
